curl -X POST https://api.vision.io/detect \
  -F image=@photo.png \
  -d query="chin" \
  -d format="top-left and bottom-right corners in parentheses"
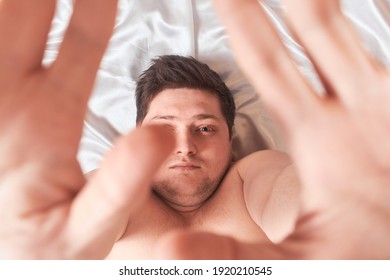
top-left (152, 178), bottom-right (219, 205)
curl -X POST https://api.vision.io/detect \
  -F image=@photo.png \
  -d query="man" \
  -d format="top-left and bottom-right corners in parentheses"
top-left (104, 55), bottom-right (299, 259)
top-left (0, 0), bottom-right (389, 259)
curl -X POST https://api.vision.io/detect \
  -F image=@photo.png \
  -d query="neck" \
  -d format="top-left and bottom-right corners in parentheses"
top-left (152, 190), bottom-right (205, 220)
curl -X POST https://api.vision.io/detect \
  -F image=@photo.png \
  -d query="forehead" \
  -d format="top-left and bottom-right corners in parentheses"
top-left (144, 88), bottom-right (224, 121)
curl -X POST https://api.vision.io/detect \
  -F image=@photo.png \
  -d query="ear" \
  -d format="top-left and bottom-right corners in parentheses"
top-left (230, 125), bottom-right (236, 142)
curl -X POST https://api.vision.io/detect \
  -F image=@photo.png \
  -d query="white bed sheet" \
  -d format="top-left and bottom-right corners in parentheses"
top-left (44, 0), bottom-right (390, 174)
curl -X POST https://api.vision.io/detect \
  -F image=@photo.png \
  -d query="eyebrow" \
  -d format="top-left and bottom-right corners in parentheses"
top-left (151, 114), bottom-right (221, 121)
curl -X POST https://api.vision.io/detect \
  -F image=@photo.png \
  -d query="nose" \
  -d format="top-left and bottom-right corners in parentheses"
top-left (175, 128), bottom-right (197, 156)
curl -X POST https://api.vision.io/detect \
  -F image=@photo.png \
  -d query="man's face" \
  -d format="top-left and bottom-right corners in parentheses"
top-left (142, 88), bottom-right (232, 212)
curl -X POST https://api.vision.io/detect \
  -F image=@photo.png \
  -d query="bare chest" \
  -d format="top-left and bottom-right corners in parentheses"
top-left (106, 178), bottom-right (270, 259)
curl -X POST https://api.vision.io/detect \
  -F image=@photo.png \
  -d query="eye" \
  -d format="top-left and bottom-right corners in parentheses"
top-left (197, 126), bottom-right (215, 133)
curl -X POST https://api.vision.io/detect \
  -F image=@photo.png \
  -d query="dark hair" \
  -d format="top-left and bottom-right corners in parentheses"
top-left (135, 55), bottom-right (235, 137)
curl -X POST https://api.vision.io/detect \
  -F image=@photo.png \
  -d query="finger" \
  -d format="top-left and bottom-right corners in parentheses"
top-left (213, 0), bottom-right (320, 131)
top-left (0, 0), bottom-right (56, 73)
top-left (65, 126), bottom-right (175, 258)
top-left (283, 0), bottom-right (381, 106)
top-left (155, 230), bottom-right (286, 259)
top-left (49, 0), bottom-right (118, 108)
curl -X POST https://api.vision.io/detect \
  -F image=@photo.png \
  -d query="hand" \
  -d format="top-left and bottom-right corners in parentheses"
top-left (156, 0), bottom-right (390, 259)
top-left (0, 0), bottom-right (174, 259)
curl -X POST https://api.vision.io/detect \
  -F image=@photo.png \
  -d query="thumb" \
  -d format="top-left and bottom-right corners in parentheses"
top-left (66, 125), bottom-right (175, 258)
top-left (154, 230), bottom-right (285, 260)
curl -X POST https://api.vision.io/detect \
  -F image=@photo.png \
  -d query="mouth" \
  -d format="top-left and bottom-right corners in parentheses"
top-left (169, 163), bottom-right (201, 171)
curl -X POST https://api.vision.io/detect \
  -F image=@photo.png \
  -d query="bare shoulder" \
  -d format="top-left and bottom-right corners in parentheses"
top-left (232, 150), bottom-right (300, 243)
top-left (234, 150), bottom-right (293, 180)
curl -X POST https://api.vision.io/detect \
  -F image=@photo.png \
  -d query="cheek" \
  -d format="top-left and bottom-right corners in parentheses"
top-left (153, 158), bottom-right (171, 178)
top-left (204, 139), bottom-right (232, 166)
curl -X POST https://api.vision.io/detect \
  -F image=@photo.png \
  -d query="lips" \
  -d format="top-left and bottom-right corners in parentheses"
top-left (169, 162), bottom-right (201, 170)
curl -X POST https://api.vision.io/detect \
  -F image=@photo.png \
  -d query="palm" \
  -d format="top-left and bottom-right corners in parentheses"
top-left (0, 73), bottom-right (86, 257)
top-left (287, 98), bottom-right (390, 258)
top-left (293, 97), bottom-right (390, 198)
top-left (0, 0), bottom-right (176, 259)
top-left (0, 0), bottom-right (117, 259)
top-left (226, 0), bottom-right (390, 259)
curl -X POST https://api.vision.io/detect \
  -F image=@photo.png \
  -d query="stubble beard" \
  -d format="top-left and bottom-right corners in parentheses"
top-left (151, 167), bottom-right (228, 209)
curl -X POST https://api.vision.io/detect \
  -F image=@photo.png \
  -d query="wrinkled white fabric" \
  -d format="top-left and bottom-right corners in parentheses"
top-left (44, 0), bottom-right (390, 174)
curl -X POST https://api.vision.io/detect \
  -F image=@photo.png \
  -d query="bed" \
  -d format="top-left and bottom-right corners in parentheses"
top-left (43, 0), bottom-right (390, 174)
